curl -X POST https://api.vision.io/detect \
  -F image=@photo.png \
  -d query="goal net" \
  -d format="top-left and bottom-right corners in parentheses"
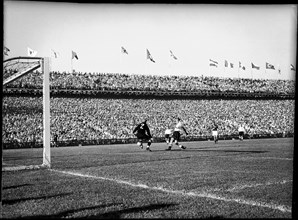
top-left (2, 57), bottom-right (51, 171)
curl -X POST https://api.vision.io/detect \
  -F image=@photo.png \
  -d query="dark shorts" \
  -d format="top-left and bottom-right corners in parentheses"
top-left (136, 133), bottom-right (151, 140)
top-left (165, 134), bottom-right (171, 139)
top-left (239, 131), bottom-right (244, 136)
top-left (172, 131), bottom-right (181, 141)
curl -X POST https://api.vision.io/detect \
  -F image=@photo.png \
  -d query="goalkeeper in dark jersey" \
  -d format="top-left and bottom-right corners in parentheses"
top-left (133, 119), bottom-right (153, 152)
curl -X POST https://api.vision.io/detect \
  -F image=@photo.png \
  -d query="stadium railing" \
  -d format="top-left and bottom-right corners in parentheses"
top-left (2, 87), bottom-right (295, 99)
top-left (2, 132), bottom-right (294, 149)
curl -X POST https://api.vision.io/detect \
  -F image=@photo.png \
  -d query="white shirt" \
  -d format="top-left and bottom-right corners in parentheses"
top-left (238, 126), bottom-right (245, 132)
top-left (165, 129), bottom-right (172, 135)
top-left (174, 121), bottom-right (184, 132)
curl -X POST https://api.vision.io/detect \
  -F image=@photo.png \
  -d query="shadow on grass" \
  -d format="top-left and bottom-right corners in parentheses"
top-left (3, 183), bottom-right (33, 190)
top-left (2, 192), bottom-right (73, 205)
top-left (3, 156), bottom-right (44, 160)
top-left (14, 202), bottom-right (123, 219)
top-left (98, 203), bottom-right (177, 218)
top-left (167, 148), bottom-right (268, 154)
top-left (71, 156), bottom-right (193, 168)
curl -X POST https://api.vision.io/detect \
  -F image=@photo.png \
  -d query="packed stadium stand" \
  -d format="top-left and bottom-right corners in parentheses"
top-left (2, 71), bottom-right (295, 148)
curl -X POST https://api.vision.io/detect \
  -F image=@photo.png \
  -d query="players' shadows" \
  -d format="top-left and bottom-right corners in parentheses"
top-left (2, 192), bottom-right (73, 205)
top-left (171, 148), bottom-right (269, 155)
top-left (96, 203), bottom-right (177, 218)
top-left (3, 183), bottom-right (33, 190)
top-left (91, 157), bottom-right (193, 168)
top-left (13, 202), bottom-right (175, 219)
top-left (3, 155), bottom-right (43, 160)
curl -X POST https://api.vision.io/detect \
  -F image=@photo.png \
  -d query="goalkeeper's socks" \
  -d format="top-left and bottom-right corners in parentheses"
top-left (137, 142), bottom-right (143, 149)
top-left (146, 146), bottom-right (152, 152)
top-left (166, 145), bottom-right (172, 151)
top-left (179, 145), bottom-right (186, 149)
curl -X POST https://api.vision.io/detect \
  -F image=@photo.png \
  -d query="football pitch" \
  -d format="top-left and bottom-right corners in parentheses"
top-left (2, 138), bottom-right (294, 218)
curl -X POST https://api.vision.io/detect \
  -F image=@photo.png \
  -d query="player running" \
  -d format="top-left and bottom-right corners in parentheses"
top-left (133, 119), bottom-right (153, 151)
top-left (238, 123), bottom-right (245, 141)
top-left (166, 118), bottom-right (188, 151)
top-left (164, 127), bottom-right (173, 145)
top-left (212, 122), bottom-right (219, 144)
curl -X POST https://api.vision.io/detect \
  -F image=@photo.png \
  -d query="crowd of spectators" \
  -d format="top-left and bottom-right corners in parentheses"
top-left (4, 70), bottom-right (295, 95)
top-left (2, 96), bottom-right (294, 145)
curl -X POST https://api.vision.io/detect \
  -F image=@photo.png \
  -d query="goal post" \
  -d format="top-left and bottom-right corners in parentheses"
top-left (42, 57), bottom-right (51, 168)
top-left (2, 56), bottom-right (51, 170)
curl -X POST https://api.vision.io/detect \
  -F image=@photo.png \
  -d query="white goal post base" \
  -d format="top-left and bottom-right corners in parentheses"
top-left (2, 164), bottom-right (50, 172)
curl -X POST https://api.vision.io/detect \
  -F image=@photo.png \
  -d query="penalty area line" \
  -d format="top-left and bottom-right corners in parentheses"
top-left (51, 169), bottom-right (291, 213)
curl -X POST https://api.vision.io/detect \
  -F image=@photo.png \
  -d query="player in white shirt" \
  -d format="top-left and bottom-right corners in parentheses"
top-left (212, 123), bottom-right (219, 144)
top-left (238, 124), bottom-right (245, 141)
top-left (164, 128), bottom-right (173, 145)
top-left (166, 118), bottom-right (188, 151)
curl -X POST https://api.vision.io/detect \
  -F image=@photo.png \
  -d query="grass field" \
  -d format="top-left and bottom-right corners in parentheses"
top-left (2, 138), bottom-right (294, 218)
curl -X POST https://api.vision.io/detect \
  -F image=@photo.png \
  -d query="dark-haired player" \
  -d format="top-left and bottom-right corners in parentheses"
top-left (166, 118), bottom-right (188, 151)
top-left (212, 122), bottom-right (218, 144)
top-left (212, 122), bottom-right (219, 144)
top-left (238, 123), bottom-right (245, 141)
top-left (164, 128), bottom-right (173, 145)
top-left (133, 119), bottom-right (152, 151)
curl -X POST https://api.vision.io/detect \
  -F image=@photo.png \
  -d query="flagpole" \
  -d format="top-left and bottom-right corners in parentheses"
top-left (238, 65), bottom-right (240, 78)
top-left (146, 49), bottom-right (148, 76)
top-left (208, 60), bottom-right (210, 77)
top-left (49, 49), bottom-right (53, 72)
top-left (120, 47), bottom-right (122, 74)
top-left (251, 68), bottom-right (253, 80)
top-left (71, 56), bottom-right (73, 73)
top-left (168, 50), bottom-right (171, 75)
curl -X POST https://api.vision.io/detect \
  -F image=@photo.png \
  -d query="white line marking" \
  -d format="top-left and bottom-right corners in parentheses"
top-left (211, 180), bottom-right (292, 192)
top-left (52, 169), bottom-right (291, 213)
top-left (236, 157), bottom-right (292, 160)
top-left (226, 180), bottom-right (292, 192)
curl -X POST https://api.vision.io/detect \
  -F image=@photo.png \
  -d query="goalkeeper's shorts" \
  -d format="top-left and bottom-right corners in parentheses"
top-left (136, 133), bottom-right (151, 140)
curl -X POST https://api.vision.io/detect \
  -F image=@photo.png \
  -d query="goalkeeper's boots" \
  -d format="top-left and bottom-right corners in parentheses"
top-left (137, 141), bottom-right (143, 149)
top-left (180, 145), bottom-right (186, 150)
top-left (165, 146), bottom-right (172, 151)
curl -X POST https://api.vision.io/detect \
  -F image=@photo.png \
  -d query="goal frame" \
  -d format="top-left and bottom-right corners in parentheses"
top-left (2, 56), bottom-right (51, 169)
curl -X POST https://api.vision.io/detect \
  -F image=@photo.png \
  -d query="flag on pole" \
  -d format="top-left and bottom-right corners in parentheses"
top-left (72, 50), bottom-right (79, 60)
top-left (225, 60), bottom-right (234, 68)
top-left (121, 46), bottom-right (128, 54)
top-left (28, 47), bottom-right (37, 57)
top-left (146, 49), bottom-right (155, 63)
top-left (3, 46), bottom-right (10, 56)
top-left (278, 65), bottom-right (281, 74)
top-left (170, 50), bottom-right (177, 60)
top-left (290, 64), bottom-right (296, 71)
top-left (239, 62), bottom-right (245, 70)
top-left (209, 59), bottom-right (218, 67)
top-left (266, 62), bottom-right (275, 70)
top-left (251, 62), bottom-right (260, 70)
top-left (51, 49), bottom-right (59, 58)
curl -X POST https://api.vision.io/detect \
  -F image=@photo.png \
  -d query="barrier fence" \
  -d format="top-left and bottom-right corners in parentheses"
top-left (2, 88), bottom-right (295, 100)
top-left (2, 132), bottom-right (294, 149)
